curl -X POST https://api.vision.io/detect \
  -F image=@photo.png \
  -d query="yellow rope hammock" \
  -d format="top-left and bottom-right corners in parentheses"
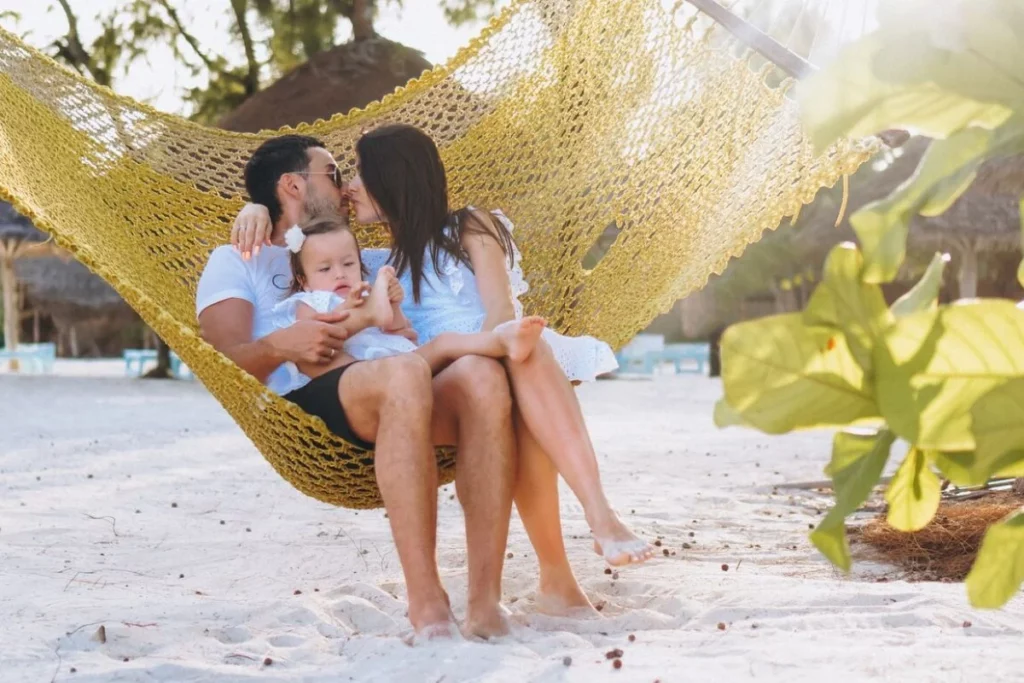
top-left (0, 0), bottom-right (876, 508)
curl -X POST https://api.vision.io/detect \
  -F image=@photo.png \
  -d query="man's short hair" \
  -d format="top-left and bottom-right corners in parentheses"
top-left (244, 135), bottom-right (326, 225)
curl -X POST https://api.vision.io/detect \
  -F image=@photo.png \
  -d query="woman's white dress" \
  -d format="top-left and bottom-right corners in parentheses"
top-left (363, 210), bottom-right (618, 382)
top-left (272, 290), bottom-right (416, 362)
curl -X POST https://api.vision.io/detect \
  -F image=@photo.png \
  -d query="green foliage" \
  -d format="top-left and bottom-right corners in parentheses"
top-left (718, 0), bottom-right (1024, 609)
top-left (811, 429), bottom-right (895, 570)
top-left (966, 512), bottom-right (1024, 608)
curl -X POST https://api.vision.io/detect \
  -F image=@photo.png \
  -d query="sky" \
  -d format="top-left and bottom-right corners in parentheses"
top-left (0, 0), bottom-right (512, 116)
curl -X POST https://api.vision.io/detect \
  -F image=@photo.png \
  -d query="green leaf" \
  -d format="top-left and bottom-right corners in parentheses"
top-left (713, 398), bottom-right (750, 429)
top-left (852, 124), bottom-right (1024, 283)
top-left (1018, 197), bottom-right (1024, 288)
top-left (811, 429), bottom-right (896, 570)
top-left (803, 243), bottom-right (892, 370)
top-left (890, 252), bottom-right (949, 319)
top-left (933, 449), bottom-right (1024, 487)
top-left (875, 301), bottom-right (1024, 451)
top-left (966, 512), bottom-right (1024, 609)
top-left (885, 447), bottom-right (941, 532)
top-left (796, 31), bottom-right (1013, 152)
top-left (721, 315), bottom-right (879, 434)
top-left (970, 378), bottom-right (1024, 480)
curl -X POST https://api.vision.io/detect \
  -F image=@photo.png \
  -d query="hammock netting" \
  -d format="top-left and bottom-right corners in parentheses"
top-left (0, 0), bottom-right (877, 508)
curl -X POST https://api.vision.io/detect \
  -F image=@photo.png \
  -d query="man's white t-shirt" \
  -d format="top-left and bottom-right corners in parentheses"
top-left (195, 244), bottom-right (304, 395)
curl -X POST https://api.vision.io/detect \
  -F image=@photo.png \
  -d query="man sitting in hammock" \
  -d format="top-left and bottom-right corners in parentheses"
top-left (196, 136), bottom-right (520, 641)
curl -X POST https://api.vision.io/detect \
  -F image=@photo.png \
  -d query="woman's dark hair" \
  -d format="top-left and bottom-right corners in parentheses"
top-left (355, 124), bottom-right (515, 303)
top-left (287, 213), bottom-right (366, 294)
top-left (245, 134), bottom-right (326, 225)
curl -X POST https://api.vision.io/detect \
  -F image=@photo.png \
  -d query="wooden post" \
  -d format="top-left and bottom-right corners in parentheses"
top-left (1, 252), bottom-right (20, 371)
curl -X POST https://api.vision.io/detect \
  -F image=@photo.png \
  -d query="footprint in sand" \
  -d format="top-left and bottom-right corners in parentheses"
top-left (212, 625), bottom-right (252, 645)
top-left (328, 595), bottom-right (400, 634)
top-left (266, 633), bottom-right (305, 648)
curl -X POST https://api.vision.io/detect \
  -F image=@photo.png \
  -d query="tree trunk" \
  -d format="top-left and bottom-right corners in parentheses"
top-left (958, 242), bottom-right (978, 299)
top-left (351, 0), bottom-right (376, 40)
top-left (1, 253), bottom-right (20, 371)
top-left (143, 338), bottom-right (174, 379)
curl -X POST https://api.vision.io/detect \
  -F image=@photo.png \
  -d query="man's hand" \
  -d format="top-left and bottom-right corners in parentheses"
top-left (267, 311), bottom-right (351, 364)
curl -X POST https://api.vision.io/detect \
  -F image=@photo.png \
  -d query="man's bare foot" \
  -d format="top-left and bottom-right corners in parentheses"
top-left (590, 513), bottom-right (655, 566)
top-left (463, 602), bottom-right (512, 640)
top-left (368, 266), bottom-right (397, 329)
top-left (497, 316), bottom-right (547, 363)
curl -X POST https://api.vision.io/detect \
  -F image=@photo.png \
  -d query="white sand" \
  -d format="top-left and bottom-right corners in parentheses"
top-left (2, 369), bottom-right (1022, 682)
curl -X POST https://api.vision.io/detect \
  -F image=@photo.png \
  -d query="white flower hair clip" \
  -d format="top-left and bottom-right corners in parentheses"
top-left (284, 225), bottom-right (306, 253)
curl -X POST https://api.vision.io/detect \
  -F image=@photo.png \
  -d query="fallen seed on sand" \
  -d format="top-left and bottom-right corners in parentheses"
top-left (653, 540), bottom-right (662, 547)
top-left (682, 543), bottom-right (691, 549)
top-left (662, 549), bottom-right (670, 556)
top-left (717, 622), bottom-right (726, 630)
top-left (88, 474), bottom-right (93, 479)
top-left (628, 634), bottom-right (636, 642)
top-left (264, 657), bottom-right (273, 666)
top-left (721, 564), bottom-right (729, 571)
top-left (604, 568), bottom-right (612, 575)
top-left (963, 621), bottom-right (972, 628)
top-left (596, 602), bottom-right (605, 612)
top-left (688, 532), bottom-right (694, 537)
top-left (123, 657), bottom-right (129, 662)
top-left (563, 656), bottom-right (572, 666)
top-left (613, 659), bottom-right (623, 669)
top-left (605, 648), bottom-right (623, 659)
top-left (246, 528), bottom-right (251, 532)
top-left (70, 668), bottom-right (76, 673)
top-left (506, 552), bottom-right (514, 559)
top-left (171, 502), bottom-right (178, 508)
top-left (179, 574), bottom-right (184, 579)
top-left (294, 589), bottom-right (302, 595)
top-left (219, 520), bottom-right (225, 525)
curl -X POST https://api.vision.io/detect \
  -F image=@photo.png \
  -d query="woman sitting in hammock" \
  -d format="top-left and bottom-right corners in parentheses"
top-left (235, 124), bottom-right (654, 570)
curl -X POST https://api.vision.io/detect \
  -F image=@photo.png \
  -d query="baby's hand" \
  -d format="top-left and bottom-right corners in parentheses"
top-left (337, 283), bottom-right (370, 310)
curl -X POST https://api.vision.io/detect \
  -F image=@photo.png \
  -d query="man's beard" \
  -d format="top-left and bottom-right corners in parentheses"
top-left (303, 187), bottom-right (340, 219)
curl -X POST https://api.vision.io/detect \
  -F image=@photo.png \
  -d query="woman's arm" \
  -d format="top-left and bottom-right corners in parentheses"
top-left (462, 209), bottom-right (517, 332)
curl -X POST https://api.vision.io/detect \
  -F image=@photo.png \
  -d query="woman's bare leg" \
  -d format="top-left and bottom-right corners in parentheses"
top-left (505, 340), bottom-right (654, 566)
top-left (513, 413), bottom-right (596, 615)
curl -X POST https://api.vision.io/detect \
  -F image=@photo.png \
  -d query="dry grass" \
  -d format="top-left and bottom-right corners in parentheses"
top-left (852, 492), bottom-right (1023, 582)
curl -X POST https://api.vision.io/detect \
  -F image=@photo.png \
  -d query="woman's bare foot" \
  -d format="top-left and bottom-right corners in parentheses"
top-left (535, 568), bottom-right (599, 618)
top-left (368, 266), bottom-right (397, 329)
top-left (497, 316), bottom-right (547, 363)
top-left (463, 602), bottom-right (512, 640)
top-left (590, 513), bottom-right (655, 567)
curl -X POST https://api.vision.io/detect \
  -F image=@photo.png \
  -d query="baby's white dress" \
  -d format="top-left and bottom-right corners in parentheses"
top-left (271, 290), bottom-right (416, 362)
top-left (363, 209), bottom-right (619, 382)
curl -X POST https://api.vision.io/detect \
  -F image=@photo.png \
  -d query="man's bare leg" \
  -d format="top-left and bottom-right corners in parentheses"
top-left (430, 356), bottom-right (516, 639)
top-left (513, 415), bottom-right (597, 616)
top-left (341, 354), bottom-right (455, 636)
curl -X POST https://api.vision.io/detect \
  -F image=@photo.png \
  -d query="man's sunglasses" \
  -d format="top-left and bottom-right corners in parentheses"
top-left (300, 165), bottom-right (344, 189)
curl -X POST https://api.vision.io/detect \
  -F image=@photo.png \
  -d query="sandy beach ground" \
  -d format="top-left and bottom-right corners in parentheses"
top-left (2, 365), bottom-right (1022, 682)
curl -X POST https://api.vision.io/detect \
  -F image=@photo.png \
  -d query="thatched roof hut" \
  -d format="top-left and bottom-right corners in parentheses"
top-left (220, 37), bottom-right (432, 133)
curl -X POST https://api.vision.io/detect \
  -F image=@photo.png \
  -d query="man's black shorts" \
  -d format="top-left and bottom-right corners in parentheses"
top-left (283, 362), bottom-right (375, 451)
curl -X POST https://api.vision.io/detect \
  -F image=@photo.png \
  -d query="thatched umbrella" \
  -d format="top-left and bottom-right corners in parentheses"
top-left (219, 37), bottom-right (432, 133)
top-left (14, 256), bottom-right (135, 357)
top-left (0, 202), bottom-right (61, 358)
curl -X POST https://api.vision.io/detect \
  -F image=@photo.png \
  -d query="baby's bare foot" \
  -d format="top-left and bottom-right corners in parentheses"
top-left (498, 316), bottom-right (546, 363)
top-left (368, 267), bottom-right (397, 329)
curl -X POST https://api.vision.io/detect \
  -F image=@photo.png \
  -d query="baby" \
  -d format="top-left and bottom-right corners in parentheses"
top-left (272, 213), bottom-right (547, 381)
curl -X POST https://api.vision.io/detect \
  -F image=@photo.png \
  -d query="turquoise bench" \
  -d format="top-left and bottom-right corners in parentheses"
top-left (614, 334), bottom-right (665, 375)
top-left (0, 342), bottom-right (56, 373)
top-left (123, 348), bottom-right (192, 379)
top-left (662, 343), bottom-right (710, 375)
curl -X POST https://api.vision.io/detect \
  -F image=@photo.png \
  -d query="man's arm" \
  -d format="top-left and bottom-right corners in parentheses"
top-left (199, 298), bottom-right (349, 383)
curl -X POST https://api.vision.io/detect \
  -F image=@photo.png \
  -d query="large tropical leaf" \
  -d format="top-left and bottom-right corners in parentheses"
top-left (803, 243), bottom-right (892, 370)
top-left (875, 301), bottom-right (1024, 452)
top-left (966, 511), bottom-right (1024, 609)
top-left (811, 429), bottom-right (896, 570)
top-left (890, 252), bottom-right (949, 319)
top-left (970, 379), bottom-right (1024, 480)
top-left (720, 315), bottom-right (879, 434)
top-left (797, 0), bottom-right (1024, 151)
top-left (885, 447), bottom-right (941, 532)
